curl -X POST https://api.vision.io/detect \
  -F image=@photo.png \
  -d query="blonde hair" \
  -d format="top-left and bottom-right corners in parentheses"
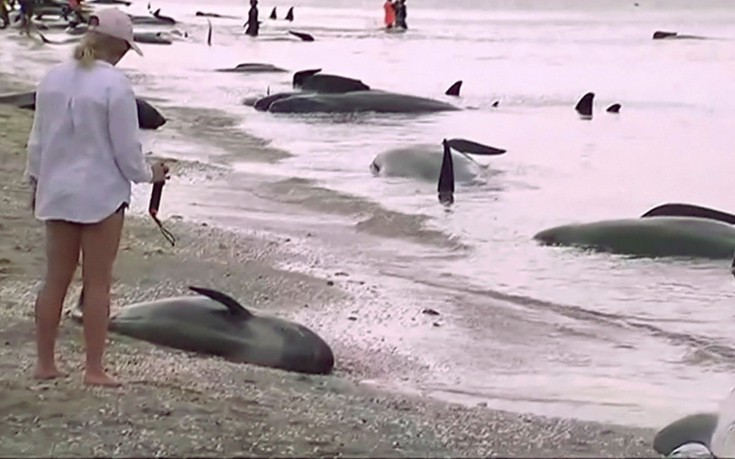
top-left (72, 31), bottom-right (128, 68)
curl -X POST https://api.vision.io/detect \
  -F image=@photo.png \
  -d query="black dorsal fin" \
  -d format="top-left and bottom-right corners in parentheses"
top-left (445, 80), bottom-right (462, 97)
top-left (437, 139), bottom-right (455, 206)
top-left (188, 286), bottom-right (253, 319)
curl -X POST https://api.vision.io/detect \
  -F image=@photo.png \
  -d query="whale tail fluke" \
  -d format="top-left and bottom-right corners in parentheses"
top-left (575, 91), bottom-right (594, 118)
top-left (289, 30), bottom-right (314, 42)
top-left (438, 139), bottom-right (455, 206)
top-left (445, 80), bottom-right (462, 97)
top-left (653, 30), bottom-right (678, 39)
top-left (641, 203), bottom-right (735, 225)
top-left (446, 138), bottom-right (506, 156)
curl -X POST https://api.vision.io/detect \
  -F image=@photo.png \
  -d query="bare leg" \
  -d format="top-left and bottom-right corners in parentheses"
top-left (80, 209), bottom-right (124, 387)
top-left (34, 221), bottom-right (81, 380)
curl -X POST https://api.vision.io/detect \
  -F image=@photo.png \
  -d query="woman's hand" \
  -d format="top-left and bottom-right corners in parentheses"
top-left (151, 161), bottom-right (169, 183)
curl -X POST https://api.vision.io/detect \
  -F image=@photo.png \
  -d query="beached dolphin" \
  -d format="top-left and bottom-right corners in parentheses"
top-left (0, 91), bottom-right (167, 130)
top-left (149, 8), bottom-right (176, 24)
top-left (133, 31), bottom-right (172, 45)
top-left (267, 90), bottom-right (459, 114)
top-left (128, 14), bottom-right (174, 26)
top-left (216, 63), bottom-right (288, 73)
top-left (250, 69), bottom-right (371, 111)
top-left (37, 30), bottom-right (83, 44)
top-left (33, 19), bottom-right (80, 30)
top-left (73, 286), bottom-right (335, 375)
top-left (370, 138), bottom-right (506, 184)
top-left (575, 91), bottom-right (594, 118)
top-left (654, 388), bottom-right (735, 458)
top-left (251, 69), bottom-right (461, 113)
top-left (195, 11), bottom-right (240, 19)
top-left (654, 413), bottom-right (718, 457)
top-left (534, 216), bottom-right (735, 259)
top-left (641, 203), bottom-right (735, 225)
top-left (653, 30), bottom-right (709, 40)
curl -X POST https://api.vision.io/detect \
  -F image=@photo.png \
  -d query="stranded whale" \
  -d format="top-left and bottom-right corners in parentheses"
top-left (73, 286), bottom-right (335, 375)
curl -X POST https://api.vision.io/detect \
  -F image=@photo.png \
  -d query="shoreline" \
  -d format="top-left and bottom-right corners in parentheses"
top-left (0, 96), bottom-right (660, 457)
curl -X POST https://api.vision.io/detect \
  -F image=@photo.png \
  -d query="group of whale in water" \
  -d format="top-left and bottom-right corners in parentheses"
top-left (2, 0), bottom-right (734, 455)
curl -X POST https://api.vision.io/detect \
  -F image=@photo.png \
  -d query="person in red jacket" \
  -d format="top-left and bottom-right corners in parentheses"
top-left (383, 0), bottom-right (395, 29)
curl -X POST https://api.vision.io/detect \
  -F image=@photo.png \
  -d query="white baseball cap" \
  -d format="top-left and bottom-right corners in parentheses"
top-left (88, 8), bottom-right (143, 56)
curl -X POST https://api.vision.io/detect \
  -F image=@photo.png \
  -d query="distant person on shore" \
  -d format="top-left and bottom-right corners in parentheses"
top-left (394, 0), bottom-right (407, 29)
top-left (18, 0), bottom-right (35, 36)
top-left (383, 0), bottom-right (395, 29)
top-left (244, 0), bottom-right (259, 36)
top-left (0, 0), bottom-right (10, 29)
top-left (66, 0), bottom-right (88, 23)
top-left (25, 8), bottom-right (169, 387)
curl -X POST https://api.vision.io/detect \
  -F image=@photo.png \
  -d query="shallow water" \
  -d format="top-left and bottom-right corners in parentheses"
top-left (4, 0), bottom-right (735, 429)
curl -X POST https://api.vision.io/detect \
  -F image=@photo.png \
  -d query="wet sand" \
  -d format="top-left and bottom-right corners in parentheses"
top-left (0, 97), bottom-right (659, 456)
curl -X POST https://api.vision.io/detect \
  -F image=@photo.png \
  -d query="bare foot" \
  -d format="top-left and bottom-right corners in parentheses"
top-left (33, 366), bottom-right (64, 380)
top-left (83, 371), bottom-right (122, 388)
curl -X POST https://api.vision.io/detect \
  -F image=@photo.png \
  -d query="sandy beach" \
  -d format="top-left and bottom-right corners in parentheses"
top-left (0, 72), bottom-right (662, 456)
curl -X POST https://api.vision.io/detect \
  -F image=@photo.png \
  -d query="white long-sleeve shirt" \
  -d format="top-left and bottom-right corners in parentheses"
top-left (25, 59), bottom-right (154, 224)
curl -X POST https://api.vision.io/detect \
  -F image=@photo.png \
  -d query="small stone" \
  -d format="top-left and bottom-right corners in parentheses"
top-left (326, 280), bottom-right (334, 286)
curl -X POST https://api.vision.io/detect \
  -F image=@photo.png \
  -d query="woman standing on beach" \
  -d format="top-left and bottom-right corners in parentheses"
top-left (25, 8), bottom-right (168, 387)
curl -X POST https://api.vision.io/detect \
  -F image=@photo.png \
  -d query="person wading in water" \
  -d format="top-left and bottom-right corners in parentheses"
top-left (394, 0), bottom-right (407, 29)
top-left (383, 0), bottom-right (395, 29)
top-left (244, 0), bottom-right (260, 36)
